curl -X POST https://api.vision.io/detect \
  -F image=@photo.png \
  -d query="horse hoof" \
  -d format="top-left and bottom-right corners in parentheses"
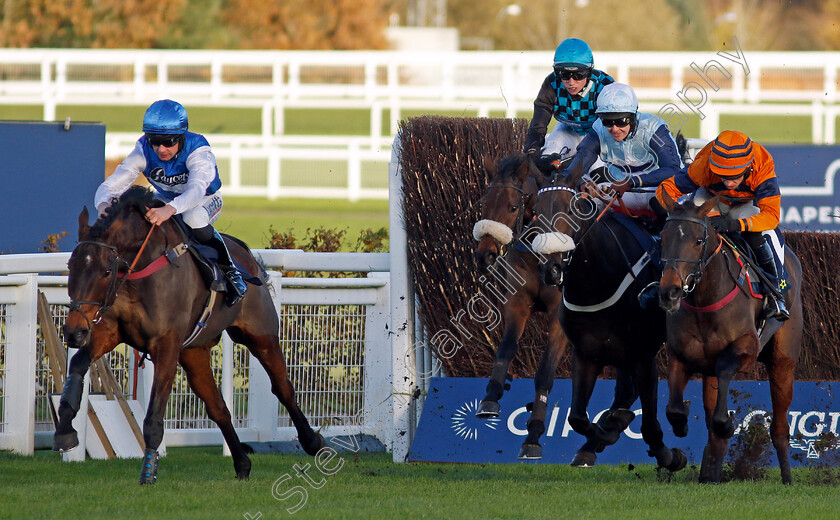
top-left (570, 450), bottom-right (597, 467)
top-left (52, 431), bottom-right (79, 452)
top-left (475, 400), bottom-right (500, 419)
top-left (235, 456), bottom-right (252, 480)
top-left (302, 432), bottom-right (326, 456)
top-left (665, 448), bottom-right (687, 472)
top-left (518, 444), bottom-right (543, 460)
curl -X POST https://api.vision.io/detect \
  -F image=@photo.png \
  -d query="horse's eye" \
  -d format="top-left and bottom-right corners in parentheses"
top-left (103, 269), bottom-right (112, 278)
top-left (510, 205), bottom-right (519, 212)
top-left (695, 238), bottom-right (704, 246)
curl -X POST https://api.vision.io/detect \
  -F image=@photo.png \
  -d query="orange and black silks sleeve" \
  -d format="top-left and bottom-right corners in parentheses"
top-left (655, 141), bottom-right (781, 232)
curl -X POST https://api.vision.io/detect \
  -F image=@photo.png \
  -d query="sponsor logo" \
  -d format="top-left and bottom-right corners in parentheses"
top-left (148, 167), bottom-right (188, 186)
top-left (450, 399), bottom-right (500, 440)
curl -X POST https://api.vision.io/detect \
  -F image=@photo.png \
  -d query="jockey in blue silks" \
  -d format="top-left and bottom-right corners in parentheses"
top-left (565, 82), bottom-right (684, 216)
top-left (94, 99), bottom-right (247, 306)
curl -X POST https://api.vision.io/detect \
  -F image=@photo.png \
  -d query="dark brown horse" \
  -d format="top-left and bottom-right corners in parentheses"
top-left (54, 186), bottom-right (324, 484)
top-left (531, 170), bottom-right (686, 471)
top-left (473, 153), bottom-right (638, 463)
top-left (658, 192), bottom-right (803, 484)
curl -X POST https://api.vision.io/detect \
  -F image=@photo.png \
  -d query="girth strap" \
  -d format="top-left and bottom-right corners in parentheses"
top-left (183, 290), bottom-right (219, 348)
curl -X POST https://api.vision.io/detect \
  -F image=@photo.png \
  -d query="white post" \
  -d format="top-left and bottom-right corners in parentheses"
top-left (388, 134), bottom-right (414, 462)
top-left (363, 272), bottom-right (393, 446)
top-left (348, 141), bottom-right (361, 202)
top-left (5, 275), bottom-right (38, 455)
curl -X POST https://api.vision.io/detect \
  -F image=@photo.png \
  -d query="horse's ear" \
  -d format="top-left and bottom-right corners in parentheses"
top-left (78, 207), bottom-right (91, 240)
top-left (698, 194), bottom-right (720, 216)
top-left (660, 189), bottom-right (678, 213)
top-left (483, 156), bottom-right (499, 182)
top-left (515, 156), bottom-right (531, 183)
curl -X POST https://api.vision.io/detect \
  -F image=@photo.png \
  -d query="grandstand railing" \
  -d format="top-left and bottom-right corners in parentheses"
top-left (0, 250), bottom-right (402, 456)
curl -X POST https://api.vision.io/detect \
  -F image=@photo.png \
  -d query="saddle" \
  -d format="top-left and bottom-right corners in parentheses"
top-left (718, 230), bottom-right (790, 297)
top-left (171, 215), bottom-right (263, 294)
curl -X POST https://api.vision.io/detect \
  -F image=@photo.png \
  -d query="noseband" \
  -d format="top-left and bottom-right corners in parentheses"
top-left (660, 215), bottom-right (722, 294)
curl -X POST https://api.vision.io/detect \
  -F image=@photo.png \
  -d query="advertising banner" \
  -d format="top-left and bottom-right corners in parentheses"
top-left (409, 377), bottom-right (840, 467)
top-left (765, 144), bottom-right (840, 232)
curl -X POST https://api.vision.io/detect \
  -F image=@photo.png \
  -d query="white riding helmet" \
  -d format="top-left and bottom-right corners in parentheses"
top-left (595, 83), bottom-right (639, 116)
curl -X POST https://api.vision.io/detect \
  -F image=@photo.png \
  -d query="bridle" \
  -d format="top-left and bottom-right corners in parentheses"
top-left (660, 215), bottom-right (723, 295)
top-left (67, 223), bottom-right (159, 334)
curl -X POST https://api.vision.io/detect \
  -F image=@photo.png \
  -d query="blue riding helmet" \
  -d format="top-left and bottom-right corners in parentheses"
top-left (142, 99), bottom-right (189, 135)
top-left (553, 38), bottom-right (594, 70)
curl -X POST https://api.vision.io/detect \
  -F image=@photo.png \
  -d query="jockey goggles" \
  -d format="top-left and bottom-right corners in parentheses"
top-left (554, 67), bottom-right (591, 81)
top-left (600, 115), bottom-right (633, 128)
top-left (146, 133), bottom-right (181, 147)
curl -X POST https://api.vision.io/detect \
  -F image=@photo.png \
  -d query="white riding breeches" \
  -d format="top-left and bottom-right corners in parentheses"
top-left (542, 122), bottom-right (605, 173)
top-left (159, 192), bottom-right (223, 229)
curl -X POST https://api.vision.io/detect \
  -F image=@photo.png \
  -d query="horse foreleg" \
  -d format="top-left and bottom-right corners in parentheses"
top-left (711, 347), bottom-right (739, 440)
top-left (53, 348), bottom-right (93, 452)
top-left (518, 315), bottom-right (563, 460)
top-left (699, 375), bottom-right (729, 483)
top-left (180, 347), bottom-right (251, 480)
top-left (565, 355), bottom-right (602, 467)
top-left (665, 353), bottom-right (691, 437)
top-left (571, 369), bottom-right (638, 465)
top-left (139, 340), bottom-right (180, 485)
top-left (477, 303), bottom-right (530, 419)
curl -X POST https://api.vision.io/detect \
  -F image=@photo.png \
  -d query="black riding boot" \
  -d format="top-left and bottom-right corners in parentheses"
top-left (205, 228), bottom-right (247, 306)
top-left (752, 241), bottom-right (790, 321)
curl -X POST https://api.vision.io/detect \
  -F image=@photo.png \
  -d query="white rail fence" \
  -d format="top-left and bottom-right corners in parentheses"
top-left (0, 250), bottom-right (420, 458)
top-left (1, 48), bottom-right (839, 200)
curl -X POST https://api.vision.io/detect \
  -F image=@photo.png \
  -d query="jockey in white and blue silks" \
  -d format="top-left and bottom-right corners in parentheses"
top-left (94, 99), bottom-right (246, 305)
top-left (565, 83), bottom-right (683, 215)
top-left (524, 38), bottom-right (613, 173)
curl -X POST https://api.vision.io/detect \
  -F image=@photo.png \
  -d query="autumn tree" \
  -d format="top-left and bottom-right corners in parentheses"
top-left (221, 0), bottom-right (391, 50)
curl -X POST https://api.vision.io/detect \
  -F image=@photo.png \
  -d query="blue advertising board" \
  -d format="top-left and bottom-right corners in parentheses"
top-left (0, 121), bottom-right (105, 254)
top-left (409, 377), bottom-right (840, 467)
top-left (764, 144), bottom-right (840, 232)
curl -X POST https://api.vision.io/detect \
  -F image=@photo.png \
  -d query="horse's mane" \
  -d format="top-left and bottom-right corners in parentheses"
top-left (90, 186), bottom-right (163, 240)
top-left (495, 152), bottom-right (546, 186)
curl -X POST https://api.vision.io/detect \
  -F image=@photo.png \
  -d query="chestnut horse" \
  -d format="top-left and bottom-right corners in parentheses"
top-left (531, 171), bottom-right (686, 471)
top-left (54, 186), bottom-right (324, 484)
top-left (473, 153), bottom-right (638, 464)
top-left (658, 192), bottom-right (803, 484)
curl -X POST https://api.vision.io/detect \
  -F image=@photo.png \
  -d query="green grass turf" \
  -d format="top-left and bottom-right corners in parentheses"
top-left (214, 196), bottom-right (389, 251)
top-left (0, 447), bottom-right (838, 520)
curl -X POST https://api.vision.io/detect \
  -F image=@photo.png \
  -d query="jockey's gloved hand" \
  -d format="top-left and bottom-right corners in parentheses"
top-left (709, 215), bottom-right (741, 233)
top-left (608, 181), bottom-right (632, 196)
top-left (525, 147), bottom-right (540, 159)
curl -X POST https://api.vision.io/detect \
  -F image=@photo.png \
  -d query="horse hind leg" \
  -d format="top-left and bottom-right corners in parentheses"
top-left (180, 347), bottom-right (252, 480)
top-left (765, 337), bottom-right (798, 485)
top-left (245, 334), bottom-right (325, 456)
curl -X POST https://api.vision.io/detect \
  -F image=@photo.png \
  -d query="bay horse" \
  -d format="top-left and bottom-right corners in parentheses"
top-left (54, 186), bottom-right (324, 484)
top-left (657, 191), bottom-right (803, 484)
top-left (473, 153), bottom-right (638, 464)
top-left (530, 170), bottom-right (686, 471)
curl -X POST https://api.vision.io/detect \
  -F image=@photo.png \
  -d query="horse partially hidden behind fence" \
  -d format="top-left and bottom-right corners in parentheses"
top-left (472, 153), bottom-right (640, 464)
top-left (528, 170), bottom-right (686, 471)
top-left (657, 192), bottom-right (803, 484)
top-left (53, 186), bottom-right (324, 484)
